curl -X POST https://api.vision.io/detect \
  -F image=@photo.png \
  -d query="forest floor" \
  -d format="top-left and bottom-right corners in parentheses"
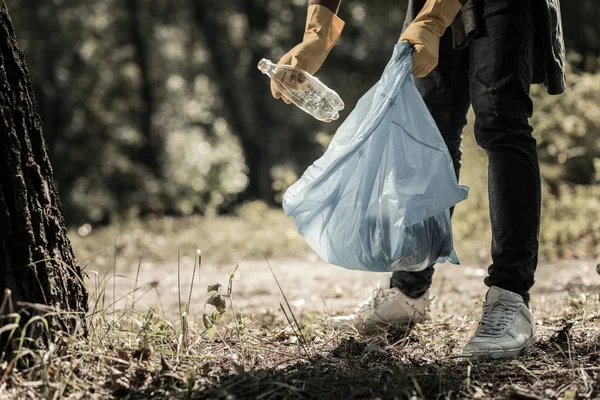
top-left (3, 210), bottom-right (600, 399)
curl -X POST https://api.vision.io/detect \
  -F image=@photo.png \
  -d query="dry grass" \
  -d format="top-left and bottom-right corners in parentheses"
top-left (6, 127), bottom-right (600, 398)
top-left (1, 248), bottom-right (599, 399)
top-left (68, 201), bottom-right (312, 270)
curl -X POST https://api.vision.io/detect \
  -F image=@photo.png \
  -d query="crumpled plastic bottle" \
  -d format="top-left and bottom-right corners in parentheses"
top-left (258, 58), bottom-right (344, 122)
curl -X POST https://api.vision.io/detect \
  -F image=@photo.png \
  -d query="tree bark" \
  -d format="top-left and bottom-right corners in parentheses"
top-left (0, 1), bottom-right (87, 354)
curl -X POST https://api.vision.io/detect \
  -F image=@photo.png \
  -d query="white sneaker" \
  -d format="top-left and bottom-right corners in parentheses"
top-left (463, 286), bottom-right (536, 359)
top-left (328, 277), bottom-right (428, 334)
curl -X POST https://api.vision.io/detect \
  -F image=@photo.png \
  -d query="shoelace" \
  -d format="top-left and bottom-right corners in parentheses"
top-left (356, 287), bottom-right (392, 314)
top-left (357, 287), bottom-right (386, 312)
top-left (476, 299), bottom-right (520, 337)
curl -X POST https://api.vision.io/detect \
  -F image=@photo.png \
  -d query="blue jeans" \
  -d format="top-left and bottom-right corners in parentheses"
top-left (392, 0), bottom-right (540, 305)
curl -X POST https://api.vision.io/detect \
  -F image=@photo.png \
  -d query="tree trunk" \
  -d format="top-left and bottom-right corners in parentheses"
top-left (0, 1), bottom-right (87, 354)
top-left (193, 0), bottom-right (277, 204)
top-left (127, 0), bottom-right (163, 177)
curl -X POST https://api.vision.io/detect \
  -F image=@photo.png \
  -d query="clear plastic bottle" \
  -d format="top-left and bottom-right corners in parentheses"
top-left (258, 58), bottom-right (344, 122)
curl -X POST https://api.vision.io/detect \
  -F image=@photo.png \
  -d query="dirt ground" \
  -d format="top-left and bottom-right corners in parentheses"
top-left (101, 253), bottom-right (599, 327)
top-left (79, 249), bottom-right (600, 399)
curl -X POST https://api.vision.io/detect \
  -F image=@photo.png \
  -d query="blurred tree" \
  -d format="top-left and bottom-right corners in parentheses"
top-left (531, 64), bottom-right (600, 194)
top-left (0, 1), bottom-right (87, 353)
top-left (192, 0), bottom-right (279, 204)
top-left (192, 0), bottom-right (408, 204)
top-left (127, 0), bottom-right (163, 177)
top-left (9, 0), bottom-right (251, 223)
top-left (561, 0), bottom-right (600, 71)
top-left (3, 0), bottom-right (599, 226)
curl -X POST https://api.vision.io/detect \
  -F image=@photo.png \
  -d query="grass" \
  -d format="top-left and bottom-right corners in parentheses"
top-left (7, 112), bottom-right (598, 399)
top-left (68, 201), bottom-right (312, 270)
top-left (1, 247), bottom-right (599, 399)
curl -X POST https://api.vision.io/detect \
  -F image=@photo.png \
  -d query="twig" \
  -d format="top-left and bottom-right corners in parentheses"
top-left (279, 303), bottom-right (311, 358)
top-left (113, 237), bottom-right (117, 323)
top-left (131, 256), bottom-right (143, 311)
top-left (187, 250), bottom-right (200, 319)
top-left (213, 324), bottom-right (236, 360)
top-left (0, 358), bottom-right (15, 387)
top-left (237, 332), bottom-right (311, 361)
top-left (517, 362), bottom-right (541, 383)
top-left (177, 247), bottom-right (183, 333)
top-left (265, 255), bottom-right (311, 359)
top-left (227, 264), bottom-right (243, 344)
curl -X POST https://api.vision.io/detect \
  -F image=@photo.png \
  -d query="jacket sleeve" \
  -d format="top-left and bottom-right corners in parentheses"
top-left (308, 0), bottom-right (341, 14)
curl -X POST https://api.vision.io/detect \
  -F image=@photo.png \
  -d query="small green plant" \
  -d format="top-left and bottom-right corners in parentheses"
top-left (177, 248), bottom-right (201, 352)
top-left (203, 264), bottom-right (240, 340)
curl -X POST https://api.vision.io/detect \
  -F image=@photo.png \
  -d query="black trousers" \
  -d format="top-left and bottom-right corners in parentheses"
top-left (392, 0), bottom-right (540, 305)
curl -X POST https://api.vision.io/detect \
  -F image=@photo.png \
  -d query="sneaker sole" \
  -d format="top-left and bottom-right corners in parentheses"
top-left (462, 335), bottom-right (537, 360)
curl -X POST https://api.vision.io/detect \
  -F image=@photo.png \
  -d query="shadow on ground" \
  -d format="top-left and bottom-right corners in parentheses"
top-left (115, 328), bottom-right (600, 400)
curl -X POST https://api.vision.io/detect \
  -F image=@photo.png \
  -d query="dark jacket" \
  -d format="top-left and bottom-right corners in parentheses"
top-left (405, 0), bottom-right (567, 95)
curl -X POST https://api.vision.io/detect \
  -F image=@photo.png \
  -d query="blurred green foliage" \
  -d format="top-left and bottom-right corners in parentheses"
top-left (9, 0), bottom-right (409, 224)
top-left (7, 0), bottom-right (600, 261)
top-left (533, 58), bottom-right (600, 189)
top-left (533, 61), bottom-right (600, 259)
top-left (452, 66), bottom-right (600, 262)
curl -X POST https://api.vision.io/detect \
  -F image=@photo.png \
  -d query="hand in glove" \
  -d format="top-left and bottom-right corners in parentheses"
top-left (272, 4), bottom-right (345, 103)
top-left (399, 0), bottom-right (462, 78)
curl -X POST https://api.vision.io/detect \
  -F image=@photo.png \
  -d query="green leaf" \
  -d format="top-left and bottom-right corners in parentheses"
top-left (202, 313), bottom-right (213, 329)
top-left (206, 326), bottom-right (217, 341)
top-left (185, 369), bottom-right (195, 389)
top-left (207, 283), bottom-right (223, 293)
top-left (561, 391), bottom-right (576, 400)
top-left (203, 311), bottom-right (223, 331)
top-left (206, 293), bottom-right (227, 313)
top-left (211, 311), bottom-right (222, 323)
top-left (226, 265), bottom-right (240, 283)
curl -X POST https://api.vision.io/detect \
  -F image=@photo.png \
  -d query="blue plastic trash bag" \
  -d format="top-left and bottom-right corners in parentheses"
top-left (282, 42), bottom-right (469, 273)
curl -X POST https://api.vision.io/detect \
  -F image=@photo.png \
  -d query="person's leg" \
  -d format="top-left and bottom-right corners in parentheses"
top-left (462, 0), bottom-right (538, 359)
top-left (468, 0), bottom-right (540, 306)
top-left (391, 29), bottom-right (471, 298)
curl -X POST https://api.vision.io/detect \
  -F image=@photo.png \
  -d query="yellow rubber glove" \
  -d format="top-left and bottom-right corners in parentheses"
top-left (399, 0), bottom-right (462, 78)
top-left (272, 4), bottom-right (345, 104)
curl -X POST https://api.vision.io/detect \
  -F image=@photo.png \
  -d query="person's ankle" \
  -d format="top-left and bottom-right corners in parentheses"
top-left (488, 285), bottom-right (530, 307)
top-left (390, 279), bottom-right (429, 299)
